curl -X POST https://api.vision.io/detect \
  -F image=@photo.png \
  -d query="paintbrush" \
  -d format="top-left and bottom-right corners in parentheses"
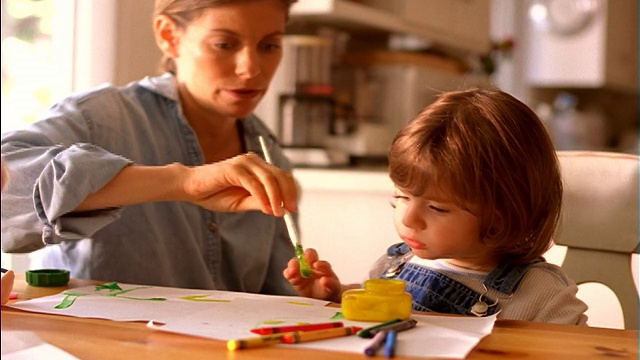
top-left (258, 135), bottom-right (312, 278)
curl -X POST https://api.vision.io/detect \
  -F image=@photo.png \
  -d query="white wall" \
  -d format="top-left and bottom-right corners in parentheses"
top-left (72, 0), bottom-right (161, 92)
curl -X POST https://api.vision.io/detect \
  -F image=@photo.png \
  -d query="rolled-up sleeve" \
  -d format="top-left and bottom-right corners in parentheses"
top-left (1, 95), bottom-right (132, 252)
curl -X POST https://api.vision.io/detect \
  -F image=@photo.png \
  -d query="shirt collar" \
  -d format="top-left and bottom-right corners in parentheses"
top-left (139, 73), bottom-right (179, 102)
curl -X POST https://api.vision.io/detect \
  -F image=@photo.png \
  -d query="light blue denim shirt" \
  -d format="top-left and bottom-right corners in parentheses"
top-left (1, 73), bottom-right (297, 295)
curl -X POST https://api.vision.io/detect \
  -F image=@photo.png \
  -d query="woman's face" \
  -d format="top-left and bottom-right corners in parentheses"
top-left (160, 0), bottom-right (286, 121)
top-left (392, 186), bottom-right (498, 271)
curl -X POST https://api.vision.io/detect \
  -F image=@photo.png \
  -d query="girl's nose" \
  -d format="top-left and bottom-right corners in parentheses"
top-left (235, 47), bottom-right (261, 79)
top-left (402, 205), bottom-right (426, 231)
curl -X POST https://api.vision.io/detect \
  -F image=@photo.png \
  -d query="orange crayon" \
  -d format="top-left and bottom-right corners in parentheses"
top-left (227, 333), bottom-right (287, 351)
top-left (282, 326), bottom-right (362, 344)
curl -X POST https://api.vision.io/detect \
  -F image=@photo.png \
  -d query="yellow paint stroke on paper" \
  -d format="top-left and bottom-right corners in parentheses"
top-left (286, 301), bottom-right (314, 306)
top-left (180, 295), bottom-right (232, 302)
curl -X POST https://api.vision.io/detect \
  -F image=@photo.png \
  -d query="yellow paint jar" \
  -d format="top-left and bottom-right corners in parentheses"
top-left (341, 279), bottom-right (412, 322)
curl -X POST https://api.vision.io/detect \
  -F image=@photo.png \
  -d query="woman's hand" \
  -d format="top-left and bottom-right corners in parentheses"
top-left (1, 269), bottom-right (15, 305)
top-left (75, 153), bottom-right (297, 216)
top-left (283, 248), bottom-right (343, 303)
top-left (180, 153), bottom-right (297, 216)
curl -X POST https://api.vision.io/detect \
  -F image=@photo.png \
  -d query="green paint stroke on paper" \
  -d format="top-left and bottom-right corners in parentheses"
top-left (94, 282), bottom-right (166, 301)
top-left (54, 282), bottom-right (166, 309)
top-left (330, 312), bottom-right (344, 320)
top-left (55, 292), bottom-right (90, 309)
top-left (180, 295), bottom-right (231, 302)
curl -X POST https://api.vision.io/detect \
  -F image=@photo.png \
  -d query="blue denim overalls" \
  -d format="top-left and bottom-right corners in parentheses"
top-left (380, 243), bottom-right (543, 317)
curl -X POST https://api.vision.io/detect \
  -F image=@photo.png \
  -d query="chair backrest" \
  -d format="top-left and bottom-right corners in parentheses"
top-left (555, 151), bottom-right (639, 329)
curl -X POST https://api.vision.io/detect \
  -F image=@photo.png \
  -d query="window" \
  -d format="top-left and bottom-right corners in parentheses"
top-left (1, 0), bottom-right (74, 132)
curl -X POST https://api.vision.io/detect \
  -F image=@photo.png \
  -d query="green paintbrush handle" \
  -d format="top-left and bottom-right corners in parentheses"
top-left (295, 245), bottom-right (312, 278)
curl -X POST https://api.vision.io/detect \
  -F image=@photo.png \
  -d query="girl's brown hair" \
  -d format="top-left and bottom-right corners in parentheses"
top-left (154, 0), bottom-right (298, 74)
top-left (388, 88), bottom-right (562, 265)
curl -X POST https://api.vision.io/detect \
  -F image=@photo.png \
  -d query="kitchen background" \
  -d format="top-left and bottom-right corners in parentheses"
top-left (1, 0), bottom-right (637, 329)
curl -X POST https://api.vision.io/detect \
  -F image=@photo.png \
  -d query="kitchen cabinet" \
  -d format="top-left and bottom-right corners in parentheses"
top-left (399, 0), bottom-right (491, 54)
top-left (289, 0), bottom-right (491, 54)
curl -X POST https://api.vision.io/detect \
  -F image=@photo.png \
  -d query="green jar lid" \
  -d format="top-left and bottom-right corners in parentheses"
top-left (25, 269), bottom-right (70, 287)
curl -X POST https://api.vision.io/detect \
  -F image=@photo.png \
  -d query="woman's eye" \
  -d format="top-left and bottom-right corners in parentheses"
top-left (214, 42), bottom-right (234, 50)
top-left (260, 42), bottom-right (281, 51)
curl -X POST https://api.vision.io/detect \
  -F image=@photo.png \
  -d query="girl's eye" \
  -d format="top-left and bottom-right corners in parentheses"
top-left (390, 195), bottom-right (408, 209)
top-left (429, 205), bottom-right (449, 213)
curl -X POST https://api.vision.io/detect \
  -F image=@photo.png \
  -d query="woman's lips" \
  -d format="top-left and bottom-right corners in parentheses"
top-left (227, 88), bottom-right (262, 100)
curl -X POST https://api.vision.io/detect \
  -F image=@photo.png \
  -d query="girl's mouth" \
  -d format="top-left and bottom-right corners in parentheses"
top-left (403, 237), bottom-right (425, 250)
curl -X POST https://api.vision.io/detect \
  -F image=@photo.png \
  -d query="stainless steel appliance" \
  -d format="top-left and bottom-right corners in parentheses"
top-left (255, 35), bottom-right (349, 166)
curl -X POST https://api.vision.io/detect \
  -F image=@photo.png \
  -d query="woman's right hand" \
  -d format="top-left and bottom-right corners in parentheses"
top-left (180, 152), bottom-right (297, 216)
top-left (283, 248), bottom-right (343, 303)
top-left (76, 152), bottom-right (297, 216)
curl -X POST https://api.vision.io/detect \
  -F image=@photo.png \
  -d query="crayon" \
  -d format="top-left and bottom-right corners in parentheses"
top-left (226, 333), bottom-right (287, 351)
top-left (250, 321), bottom-right (344, 335)
top-left (368, 319), bottom-right (417, 337)
top-left (383, 330), bottom-right (397, 358)
top-left (363, 329), bottom-right (387, 357)
top-left (357, 318), bottom-right (403, 338)
top-left (282, 326), bottom-right (362, 344)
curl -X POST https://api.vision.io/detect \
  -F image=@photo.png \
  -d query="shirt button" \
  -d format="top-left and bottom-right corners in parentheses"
top-left (208, 223), bottom-right (219, 232)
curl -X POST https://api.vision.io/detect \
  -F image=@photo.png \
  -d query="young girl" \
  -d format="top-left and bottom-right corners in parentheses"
top-left (284, 88), bottom-right (588, 325)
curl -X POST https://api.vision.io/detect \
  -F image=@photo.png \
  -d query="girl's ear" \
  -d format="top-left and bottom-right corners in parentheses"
top-left (482, 211), bottom-right (504, 241)
top-left (153, 15), bottom-right (180, 58)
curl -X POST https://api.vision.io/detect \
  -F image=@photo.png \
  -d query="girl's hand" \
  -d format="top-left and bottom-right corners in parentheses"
top-left (283, 248), bottom-right (343, 303)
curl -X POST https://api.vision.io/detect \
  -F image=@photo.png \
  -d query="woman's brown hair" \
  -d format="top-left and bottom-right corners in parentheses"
top-left (388, 88), bottom-right (562, 265)
top-left (154, 0), bottom-right (298, 74)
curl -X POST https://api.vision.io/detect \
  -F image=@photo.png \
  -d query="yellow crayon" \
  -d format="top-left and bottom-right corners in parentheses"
top-left (282, 326), bottom-right (362, 344)
top-left (226, 333), bottom-right (287, 351)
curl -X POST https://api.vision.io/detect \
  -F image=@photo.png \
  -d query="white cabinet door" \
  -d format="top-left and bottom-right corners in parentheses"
top-left (295, 169), bottom-right (398, 285)
top-left (291, 0), bottom-right (491, 54)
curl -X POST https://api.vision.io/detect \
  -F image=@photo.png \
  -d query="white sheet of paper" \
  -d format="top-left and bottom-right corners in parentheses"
top-left (8, 283), bottom-right (495, 359)
top-left (2, 331), bottom-right (80, 360)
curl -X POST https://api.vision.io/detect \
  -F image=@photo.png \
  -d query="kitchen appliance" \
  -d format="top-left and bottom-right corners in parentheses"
top-left (327, 52), bottom-right (489, 160)
top-left (524, 0), bottom-right (636, 90)
top-left (255, 35), bottom-right (349, 166)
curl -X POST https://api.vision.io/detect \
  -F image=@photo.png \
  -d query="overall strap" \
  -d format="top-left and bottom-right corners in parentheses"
top-left (483, 257), bottom-right (545, 295)
top-left (379, 243), bottom-right (545, 317)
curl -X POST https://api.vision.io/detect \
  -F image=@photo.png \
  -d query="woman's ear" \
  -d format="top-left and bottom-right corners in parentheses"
top-left (153, 15), bottom-right (180, 58)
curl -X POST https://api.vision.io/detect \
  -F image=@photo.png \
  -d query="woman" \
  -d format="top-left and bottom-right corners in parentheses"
top-left (1, 0), bottom-right (299, 294)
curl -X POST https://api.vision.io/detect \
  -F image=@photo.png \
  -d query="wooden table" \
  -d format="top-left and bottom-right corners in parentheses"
top-left (2, 277), bottom-right (637, 359)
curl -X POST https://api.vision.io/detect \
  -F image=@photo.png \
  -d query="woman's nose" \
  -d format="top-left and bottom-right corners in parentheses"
top-left (235, 47), bottom-right (260, 79)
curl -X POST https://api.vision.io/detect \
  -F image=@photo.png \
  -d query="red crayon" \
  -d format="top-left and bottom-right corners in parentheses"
top-left (251, 321), bottom-right (344, 335)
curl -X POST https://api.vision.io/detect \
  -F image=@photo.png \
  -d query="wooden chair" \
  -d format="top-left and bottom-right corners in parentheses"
top-left (555, 151), bottom-right (639, 329)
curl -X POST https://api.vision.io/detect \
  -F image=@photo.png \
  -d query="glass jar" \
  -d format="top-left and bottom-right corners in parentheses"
top-left (341, 279), bottom-right (412, 322)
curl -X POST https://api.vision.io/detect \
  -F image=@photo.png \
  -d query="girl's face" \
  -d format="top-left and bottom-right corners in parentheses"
top-left (392, 186), bottom-right (498, 271)
top-left (160, 0), bottom-right (286, 121)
